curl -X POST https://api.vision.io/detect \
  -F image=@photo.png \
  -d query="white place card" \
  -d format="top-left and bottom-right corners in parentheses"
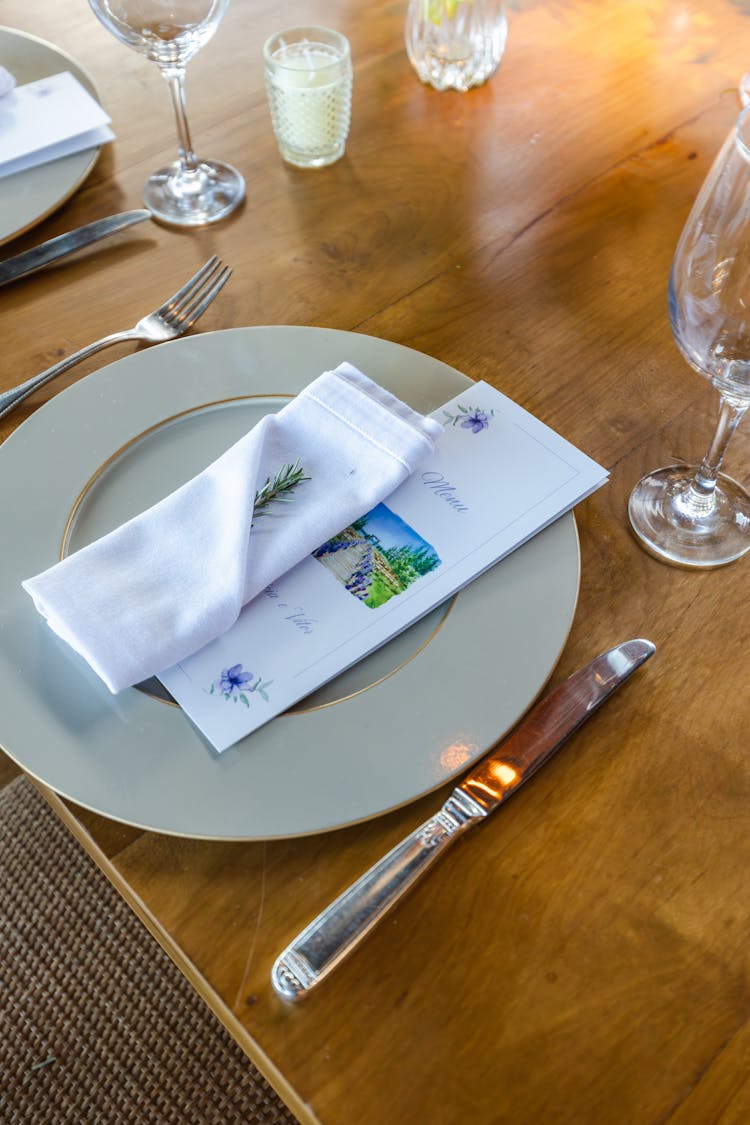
top-left (0, 70), bottom-right (114, 179)
top-left (158, 382), bottom-right (608, 752)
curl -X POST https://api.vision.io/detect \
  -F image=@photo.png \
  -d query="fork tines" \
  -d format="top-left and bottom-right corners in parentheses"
top-left (161, 257), bottom-right (232, 330)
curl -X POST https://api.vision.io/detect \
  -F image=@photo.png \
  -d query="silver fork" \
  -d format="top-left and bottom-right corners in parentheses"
top-left (0, 256), bottom-right (231, 421)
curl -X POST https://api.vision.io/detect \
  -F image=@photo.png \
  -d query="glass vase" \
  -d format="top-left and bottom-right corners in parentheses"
top-left (405, 0), bottom-right (507, 92)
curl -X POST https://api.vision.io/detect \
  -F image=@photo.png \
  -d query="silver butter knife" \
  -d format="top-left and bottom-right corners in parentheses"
top-left (0, 209), bottom-right (151, 286)
top-left (271, 638), bottom-right (656, 1001)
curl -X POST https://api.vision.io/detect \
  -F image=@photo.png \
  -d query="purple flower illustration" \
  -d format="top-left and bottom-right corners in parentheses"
top-left (442, 404), bottom-right (494, 432)
top-left (216, 663), bottom-right (254, 697)
top-left (208, 663), bottom-right (273, 706)
top-left (461, 410), bottom-right (490, 433)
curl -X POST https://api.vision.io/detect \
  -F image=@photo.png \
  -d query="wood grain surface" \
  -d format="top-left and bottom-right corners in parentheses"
top-left (2, 2), bottom-right (750, 1123)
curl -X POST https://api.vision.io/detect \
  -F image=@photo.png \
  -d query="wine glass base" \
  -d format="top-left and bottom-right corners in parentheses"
top-left (628, 464), bottom-right (750, 568)
top-left (143, 160), bottom-right (245, 227)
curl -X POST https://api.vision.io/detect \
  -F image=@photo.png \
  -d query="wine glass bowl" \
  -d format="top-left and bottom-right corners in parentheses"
top-left (91, 0), bottom-right (221, 64)
top-left (628, 106), bottom-right (750, 567)
top-left (88, 0), bottom-right (245, 226)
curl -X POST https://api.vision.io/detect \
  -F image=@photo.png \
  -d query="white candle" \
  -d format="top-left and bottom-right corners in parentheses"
top-left (264, 28), bottom-right (352, 168)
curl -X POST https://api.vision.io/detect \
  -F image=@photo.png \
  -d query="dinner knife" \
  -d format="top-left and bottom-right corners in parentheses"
top-left (0, 209), bottom-right (151, 286)
top-left (271, 637), bottom-right (656, 1001)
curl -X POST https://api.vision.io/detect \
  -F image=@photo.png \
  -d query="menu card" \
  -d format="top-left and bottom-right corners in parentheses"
top-left (158, 382), bottom-right (607, 751)
top-left (0, 71), bottom-right (114, 179)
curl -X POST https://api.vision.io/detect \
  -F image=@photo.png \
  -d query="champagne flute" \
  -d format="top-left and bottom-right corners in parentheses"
top-left (628, 106), bottom-right (750, 567)
top-left (88, 0), bottom-right (245, 226)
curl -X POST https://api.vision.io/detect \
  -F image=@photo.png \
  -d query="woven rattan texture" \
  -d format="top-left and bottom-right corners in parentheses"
top-left (0, 777), bottom-right (300, 1124)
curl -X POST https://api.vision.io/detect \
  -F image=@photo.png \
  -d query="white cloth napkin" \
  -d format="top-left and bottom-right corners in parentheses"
top-left (23, 363), bottom-right (442, 693)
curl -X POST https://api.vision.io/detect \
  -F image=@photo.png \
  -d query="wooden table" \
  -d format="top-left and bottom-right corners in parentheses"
top-left (2, 2), bottom-right (750, 1121)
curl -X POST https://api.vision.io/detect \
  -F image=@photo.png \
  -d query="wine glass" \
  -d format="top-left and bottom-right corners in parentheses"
top-left (628, 106), bottom-right (750, 568)
top-left (88, 0), bottom-right (245, 226)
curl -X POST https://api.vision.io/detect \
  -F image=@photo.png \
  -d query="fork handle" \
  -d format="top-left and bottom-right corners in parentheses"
top-left (0, 329), bottom-right (140, 421)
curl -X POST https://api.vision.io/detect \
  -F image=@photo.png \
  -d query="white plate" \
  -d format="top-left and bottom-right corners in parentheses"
top-left (0, 27), bottom-right (103, 246)
top-left (0, 327), bottom-right (580, 839)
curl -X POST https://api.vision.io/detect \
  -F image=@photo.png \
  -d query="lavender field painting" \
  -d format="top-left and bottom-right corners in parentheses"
top-left (312, 503), bottom-right (441, 608)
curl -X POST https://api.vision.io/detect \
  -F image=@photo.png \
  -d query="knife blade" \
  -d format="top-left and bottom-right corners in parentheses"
top-left (271, 637), bottom-right (656, 1001)
top-left (0, 209), bottom-right (151, 287)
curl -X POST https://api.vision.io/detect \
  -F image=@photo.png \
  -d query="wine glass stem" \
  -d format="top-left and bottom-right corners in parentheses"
top-left (684, 397), bottom-right (746, 514)
top-left (695, 398), bottom-right (745, 490)
top-left (161, 67), bottom-right (199, 173)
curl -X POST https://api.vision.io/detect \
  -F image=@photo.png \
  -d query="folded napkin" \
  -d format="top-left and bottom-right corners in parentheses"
top-left (23, 362), bottom-right (442, 693)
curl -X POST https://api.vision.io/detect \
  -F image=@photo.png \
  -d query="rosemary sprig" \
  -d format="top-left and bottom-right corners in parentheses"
top-left (252, 460), bottom-right (311, 519)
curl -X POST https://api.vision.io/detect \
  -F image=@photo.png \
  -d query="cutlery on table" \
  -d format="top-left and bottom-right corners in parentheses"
top-left (0, 210), bottom-right (151, 287)
top-left (271, 638), bottom-right (656, 1001)
top-left (0, 256), bottom-right (231, 420)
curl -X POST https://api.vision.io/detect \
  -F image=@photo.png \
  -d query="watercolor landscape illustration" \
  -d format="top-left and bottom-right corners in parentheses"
top-left (313, 503), bottom-right (441, 608)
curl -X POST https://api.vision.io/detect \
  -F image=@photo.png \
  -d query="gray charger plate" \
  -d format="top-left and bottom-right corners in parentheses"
top-left (0, 26), bottom-right (103, 245)
top-left (0, 326), bottom-right (580, 839)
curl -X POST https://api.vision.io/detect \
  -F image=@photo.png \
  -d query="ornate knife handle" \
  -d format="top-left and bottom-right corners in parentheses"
top-left (271, 640), bottom-right (656, 1002)
top-left (271, 790), bottom-right (487, 1001)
